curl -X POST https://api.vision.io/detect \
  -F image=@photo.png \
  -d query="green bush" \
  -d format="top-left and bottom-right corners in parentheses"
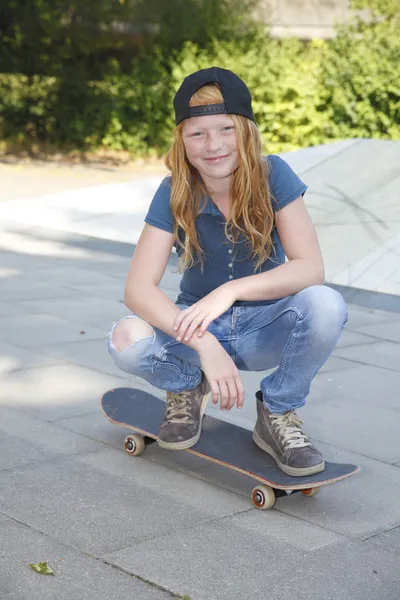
top-left (0, 74), bottom-right (58, 143)
top-left (0, 53), bottom-right (173, 154)
top-left (94, 53), bottom-right (174, 155)
top-left (318, 5), bottom-right (400, 140)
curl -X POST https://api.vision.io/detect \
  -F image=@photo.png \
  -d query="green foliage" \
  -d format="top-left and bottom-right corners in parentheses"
top-left (0, 0), bottom-right (261, 76)
top-left (0, 74), bottom-right (58, 143)
top-left (351, 0), bottom-right (399, 19)
top-left (318, 0), bottom-right (400, 140)
top-left (131, 0), bottom-right (262, 52)
top-left (0, 0), bottom-right (399, 156)
top-left (0, 0), bottom-right (132, 77)
top-left (94, 52), bottom-right (174, 154)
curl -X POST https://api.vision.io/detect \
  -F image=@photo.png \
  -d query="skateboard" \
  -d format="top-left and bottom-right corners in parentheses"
top-left (101, 387), bottom-right (360, 510)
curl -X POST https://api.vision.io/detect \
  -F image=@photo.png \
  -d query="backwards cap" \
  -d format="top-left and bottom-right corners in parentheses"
top-left (173, 66), bottom-right (256, 125)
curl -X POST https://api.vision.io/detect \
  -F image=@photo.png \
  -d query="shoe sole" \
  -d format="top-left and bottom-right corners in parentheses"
top-left (158, 390), bottom-right (211, 451)
top-left (253, 429), bottom-right (325, 477)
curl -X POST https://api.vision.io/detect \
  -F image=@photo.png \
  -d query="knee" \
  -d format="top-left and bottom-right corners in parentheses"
top-left (111, 316), bottom-right (155, 352)
top-left (296, 285), bottom-right (347, 334)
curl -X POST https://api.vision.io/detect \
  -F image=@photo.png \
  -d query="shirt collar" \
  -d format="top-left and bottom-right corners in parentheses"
top-left (198, 196), bottom-right (224, 216)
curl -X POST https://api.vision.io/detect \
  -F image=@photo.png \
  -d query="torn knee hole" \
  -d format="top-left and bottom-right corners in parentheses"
top-left (112, 319), bottom-right (154, 352)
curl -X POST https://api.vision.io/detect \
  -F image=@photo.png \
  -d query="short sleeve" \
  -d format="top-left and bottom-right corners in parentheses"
top-left (267, 155), bottom-right (308, 211)
top-left (144, 176), bottom-right (174, 233)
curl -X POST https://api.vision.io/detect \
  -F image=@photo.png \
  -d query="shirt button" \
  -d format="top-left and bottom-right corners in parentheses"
top-left (228, 263), bottom-right (233, 268)
top-left (228, 275), bottom-right (233, 280)
top-left (228, 249), bottom-right (233, 254)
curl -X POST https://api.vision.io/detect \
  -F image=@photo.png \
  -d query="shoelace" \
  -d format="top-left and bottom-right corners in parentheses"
top-left (270, 411), bottom-right (312, 450)
top-left (164, 392), bottom-right (194, 424)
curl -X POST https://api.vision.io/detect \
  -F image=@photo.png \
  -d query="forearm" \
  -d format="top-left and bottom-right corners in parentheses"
top-left (229, 259), bottom-right (325, 302)
top-left (124, 285), bottom-right (217, 352)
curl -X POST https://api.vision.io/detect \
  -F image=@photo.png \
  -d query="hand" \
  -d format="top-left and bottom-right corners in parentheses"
top-left (197, 337), bottom-right (245, 410)
top-left (173, 284), bottom-right (236, 343)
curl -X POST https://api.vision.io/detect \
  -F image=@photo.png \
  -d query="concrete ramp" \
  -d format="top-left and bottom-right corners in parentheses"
top-left (283, 139), bottom-right (400, 296)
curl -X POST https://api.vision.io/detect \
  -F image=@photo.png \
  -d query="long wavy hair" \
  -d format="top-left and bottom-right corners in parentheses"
top-left (165, 83), bottom-right (275, 273)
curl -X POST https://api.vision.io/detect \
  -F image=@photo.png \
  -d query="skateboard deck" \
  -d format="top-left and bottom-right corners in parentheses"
top-left (101, 387), bottom-right (360, 509)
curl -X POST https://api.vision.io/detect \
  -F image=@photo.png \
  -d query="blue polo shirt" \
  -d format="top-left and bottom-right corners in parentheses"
top-left (144, 155), bottom-right (307, 307)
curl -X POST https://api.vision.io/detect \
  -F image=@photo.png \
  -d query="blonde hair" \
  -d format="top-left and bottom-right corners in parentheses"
top-left (165, 83), bottom-right (275, 273)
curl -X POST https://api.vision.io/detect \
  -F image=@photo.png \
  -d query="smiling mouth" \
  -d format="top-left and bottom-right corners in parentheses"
top-left (204, 155), bottom-right (228, 162)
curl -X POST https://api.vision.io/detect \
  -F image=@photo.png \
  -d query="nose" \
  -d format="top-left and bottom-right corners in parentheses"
top-left (205, 132), bottom-right (223, 154)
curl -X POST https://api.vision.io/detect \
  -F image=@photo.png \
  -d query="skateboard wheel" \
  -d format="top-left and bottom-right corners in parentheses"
top-left (301, 487), bottom-right (320, 497)
top-left (124, 435), bottom-right (145, 456)
top-left (251, 485), bottom-right (276, 510)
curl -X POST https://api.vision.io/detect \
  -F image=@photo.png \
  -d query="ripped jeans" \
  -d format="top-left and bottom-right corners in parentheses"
top-left (107, 285), bottom-right (347, 414)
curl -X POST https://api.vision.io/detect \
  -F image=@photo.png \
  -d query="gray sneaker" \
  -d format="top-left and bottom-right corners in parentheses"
top-left (253, 391), bottom-right (325, 476)
top-left (158, 373), bottom-right (211, 450)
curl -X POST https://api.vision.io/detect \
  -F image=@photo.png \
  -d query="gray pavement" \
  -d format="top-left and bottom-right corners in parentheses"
top-left (1, 219), bottom-right (400, 600)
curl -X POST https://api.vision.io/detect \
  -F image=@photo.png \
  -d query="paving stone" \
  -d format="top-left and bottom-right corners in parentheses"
top-left (0, 249), bottom-right (45, 269)
top-left (35, 338), bottom-right (134, 381)
top-left (0, 363), bottom-right (130, 421)
top-left (299, 394), bottom-right (400, 463)
top-left (0, 520), bottom-right (171, 600)
top-left (0, 314), bottom-right (105, 347)
top-left (0, 406), bottom-right (104, 471)
top-left (356, 320), bottom-right (400, 344)
top-left (0, 448), bottom-right (249, 556)
top-left (335, 329), bottom-right (379, 348)
top-left (334, 339), bottom-right (400, 371)
top-left (364, 526), bottom-right (400, 553)
top-left (20, 266), bottom-right (125, 287)
top-left (159, 266), bottom-right (182, 293)
top-left (345, 304), bottom-right (400, 331)
top-left (0, 224), bottom-right (103, 263)
top-left (0, 279), bottom-right (81, 302)
top-left (159, 286), bottom-right (179, 302)
top-left (104, 513), bottom-right (400, 600)
top-left (0, 300), bottom-right (37, 318)
top-left (0, 241), bottom-right (130, 278)
top-left (312, 362), bottom-right (400, 403)
top-left (0, 341), bottom-right (64, 375)
top-left (62, 281), bottom-right (125, 301)
top-left (318, 355), bottom-right (364, 373)
top-left (18, 296), bottom-right (131, 333)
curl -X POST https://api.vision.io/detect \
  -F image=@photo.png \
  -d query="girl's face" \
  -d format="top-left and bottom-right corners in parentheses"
top-left (182, 114), bottom-right (239, 187)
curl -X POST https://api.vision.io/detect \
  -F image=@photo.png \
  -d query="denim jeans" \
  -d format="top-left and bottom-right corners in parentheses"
top-left (107, 285), bottom-right (347, 414)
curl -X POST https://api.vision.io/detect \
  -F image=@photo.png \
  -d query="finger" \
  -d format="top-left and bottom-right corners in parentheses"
top-left (210, 381), bottom-right (219, 405)
top-left (235, 375), bottom-right (245, 409)
top-left (219, 381), bottom-right (229, 410)
top-left (176, 313), bottom-right (196, 341)
top-left (173, 310), bottom-right (188, 331)
top-left (198, 315), bottom-right (213, 337)
top-left (183, 314), bottom-right (206, 342)
top-left (225, 379), bottom-right (238, 411)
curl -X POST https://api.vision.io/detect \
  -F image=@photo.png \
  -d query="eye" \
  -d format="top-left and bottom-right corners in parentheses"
top-left (222, 126), bottom-right (234, 132)
top-left (191, 131), bottom-right (203, 137)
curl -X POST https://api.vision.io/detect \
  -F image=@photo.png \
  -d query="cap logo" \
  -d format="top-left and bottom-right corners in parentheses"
top-left (189, 103), bottom-right (227, 118)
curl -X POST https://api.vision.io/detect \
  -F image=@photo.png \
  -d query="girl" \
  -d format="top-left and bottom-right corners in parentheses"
top-left (108, 67), bottom-right (347, 477)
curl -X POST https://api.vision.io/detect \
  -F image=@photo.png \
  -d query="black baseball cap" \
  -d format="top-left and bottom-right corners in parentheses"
top-left (173, 66), bottom-right (256, 125)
